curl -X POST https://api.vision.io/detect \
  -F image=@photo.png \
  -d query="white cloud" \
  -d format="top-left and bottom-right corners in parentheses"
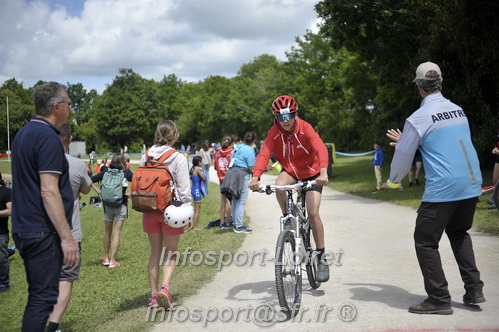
top-left (0, 0), bottom-right (318, 93)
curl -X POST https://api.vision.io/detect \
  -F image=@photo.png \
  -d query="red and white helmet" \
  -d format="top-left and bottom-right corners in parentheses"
top-left (272, 95), bottom-right (298, 115)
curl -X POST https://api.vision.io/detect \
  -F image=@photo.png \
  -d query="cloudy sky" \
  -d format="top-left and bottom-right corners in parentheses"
top-left (0, 0), bottom-right (320, 93)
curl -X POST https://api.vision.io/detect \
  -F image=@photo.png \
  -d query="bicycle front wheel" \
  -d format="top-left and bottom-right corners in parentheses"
top-left (275, 229), bottom-right (302, 319)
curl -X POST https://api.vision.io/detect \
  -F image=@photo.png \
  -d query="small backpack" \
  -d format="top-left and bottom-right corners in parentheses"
top-left (130, 149), bottom-right (177, 213)
top-left (101, 168), bottom-right (125, 207)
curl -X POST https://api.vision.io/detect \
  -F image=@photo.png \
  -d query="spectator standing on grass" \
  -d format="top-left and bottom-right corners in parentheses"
top-left (198, 141), bottom-right (211, 196)
top-left (371, 142), bottom-right (384, 194)
top-left (91, 153), bottom-right (133, 268)
top-left (214, 135), bottom-right (234, 229)
top-left (0, 173), bottom-right (12, 293)
top-left (222, 132), bottom-right (256, 233)
top-left (140, 120), bottom-right (193, 309)
top-left (86, 163), bottom-right (93, 177)
top-left (488, 132), bottom-right (499, 209)
top-left (492, 133), bottom-right (499, 184)
top-left (94, 161), bottom-right (102, 174)
top-left (46, 124), bottom-right (92, 332)
top-left (408, 149), bottom-right (424, 187)
top-left (190, 156), bottom-right (206, 231)
top-left (11, 82), bottom-right (79, 332)
top-left (383, 62), bottom-right (484, 315)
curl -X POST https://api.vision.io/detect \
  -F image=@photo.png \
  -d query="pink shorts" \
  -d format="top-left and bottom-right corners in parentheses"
top-left (142, 212), bottom-right (185, 236)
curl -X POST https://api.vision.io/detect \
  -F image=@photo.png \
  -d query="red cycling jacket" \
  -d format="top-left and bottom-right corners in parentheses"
top-left (253, 115), bottom-right (329, 180)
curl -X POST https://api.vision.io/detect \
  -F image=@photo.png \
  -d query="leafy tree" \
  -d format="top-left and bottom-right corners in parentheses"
top-left (67, 82), bottom-right (98, 142)
top-left (176, 76), bottom-right (233, 144)
top-left (285, 31), bottom-right (376, 150)
top-left (92, 68), bottom-right (163, 152)
top-left (228, 55), bottom-right (293, 140)
top-left (316, 0), bottom-right (499, 163)
top-left (158, 74), bottom-right (185, 121)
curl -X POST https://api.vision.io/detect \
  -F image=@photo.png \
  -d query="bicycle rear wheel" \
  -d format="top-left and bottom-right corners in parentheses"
top-left (275, 229), bottom-right (302, 319)
top-left (303, 224), bottom-right (321, 289)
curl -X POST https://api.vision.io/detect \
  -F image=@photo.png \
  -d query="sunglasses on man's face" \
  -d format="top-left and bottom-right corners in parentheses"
top-left (276, 113), bottom-right (295, 122)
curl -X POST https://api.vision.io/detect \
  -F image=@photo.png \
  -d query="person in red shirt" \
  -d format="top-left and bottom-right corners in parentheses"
top-left (214, 135), bottom-right (234, 229)
top-left (249, 95), bottom-right (330, 282)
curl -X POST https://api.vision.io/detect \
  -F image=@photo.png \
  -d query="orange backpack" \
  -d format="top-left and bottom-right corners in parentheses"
top-left (130, 149), bottom-right (178, 213)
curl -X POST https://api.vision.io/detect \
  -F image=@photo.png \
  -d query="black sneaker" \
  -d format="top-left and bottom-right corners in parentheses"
top-left (316, 261), bottom-right (330, 282)
top-left (415, 179), bottom-right (420, 186)
top-left (408, 300), bottom-right (453, 315)
top-left (7, 247), bottom-right (15, 257)
top-left (463, 291), bottom-right (486, 305)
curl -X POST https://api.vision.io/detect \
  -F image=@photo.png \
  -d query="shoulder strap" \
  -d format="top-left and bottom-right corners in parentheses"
top-left (145, 149), bottom-right (179, 165)
top-left (157, 149), bottom-right (178, 164)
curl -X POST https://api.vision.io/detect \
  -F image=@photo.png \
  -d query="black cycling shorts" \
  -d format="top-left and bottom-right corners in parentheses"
top-left (281, 171), bottom-right (323, 193)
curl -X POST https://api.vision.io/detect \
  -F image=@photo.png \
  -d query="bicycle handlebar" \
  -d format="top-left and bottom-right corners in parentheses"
top-left (257, 180), bottom-right (317, 195)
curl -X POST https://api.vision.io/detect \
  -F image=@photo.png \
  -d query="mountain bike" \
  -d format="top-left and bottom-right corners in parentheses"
top-left (257, 180), bottom-right (321, 319)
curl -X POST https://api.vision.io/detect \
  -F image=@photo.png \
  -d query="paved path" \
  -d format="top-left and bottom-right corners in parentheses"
top-left (151, 170), bottom-right (499, 332)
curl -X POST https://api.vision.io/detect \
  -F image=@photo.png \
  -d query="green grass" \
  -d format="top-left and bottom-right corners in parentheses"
top-left (329, 155), bottom-right (499, 234)
top-left (0, 182), bottom-right (246, 332)
top-left (0, 160), bottom-right (12, 179)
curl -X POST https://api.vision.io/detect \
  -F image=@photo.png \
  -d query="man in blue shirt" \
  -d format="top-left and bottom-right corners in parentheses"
top-left (12, 82), bottom-right (79, 332)
top-left (384, 62), bottom-right (484, 315)
top-left (371, 142), bottom-right (384, 194)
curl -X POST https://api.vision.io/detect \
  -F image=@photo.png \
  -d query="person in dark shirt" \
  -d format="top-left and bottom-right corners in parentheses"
top-left (11, 82), bottom-right (79, 332)
top-left (0, 173), bottom-right (12, 293)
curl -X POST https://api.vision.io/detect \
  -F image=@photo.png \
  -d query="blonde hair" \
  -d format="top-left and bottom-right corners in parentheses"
top-left (154, 120), bottom-right (179, 146)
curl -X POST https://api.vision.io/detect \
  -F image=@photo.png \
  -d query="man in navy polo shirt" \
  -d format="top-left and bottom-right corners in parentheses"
top-left (11, 82), bottom-right (79, 332)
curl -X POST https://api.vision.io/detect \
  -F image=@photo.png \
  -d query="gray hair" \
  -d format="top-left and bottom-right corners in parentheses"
top-left (415, 70), bottom-right (442, 92)
top-left (32, 82), bottom-right (68, 116)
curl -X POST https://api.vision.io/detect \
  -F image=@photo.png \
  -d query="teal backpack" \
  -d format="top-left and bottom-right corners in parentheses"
top-left (101, 169), bottom-right (125, 207)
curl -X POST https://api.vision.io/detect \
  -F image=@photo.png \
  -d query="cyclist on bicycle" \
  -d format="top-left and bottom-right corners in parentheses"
top-left (249, 95), bottom-right (330, 282)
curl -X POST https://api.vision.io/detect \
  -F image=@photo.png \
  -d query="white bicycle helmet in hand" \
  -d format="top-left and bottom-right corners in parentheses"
top-left (163, 201), bottom-right (194, 228)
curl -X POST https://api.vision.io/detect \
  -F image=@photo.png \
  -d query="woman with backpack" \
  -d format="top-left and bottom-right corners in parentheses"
top-left (91, 153), bottom-right (133, 268)
top-left (139, 120), bottom-right (193, 309)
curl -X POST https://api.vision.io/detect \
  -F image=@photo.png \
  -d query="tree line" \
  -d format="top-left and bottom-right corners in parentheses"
top-left (0, 0), bottom-right (497, 166)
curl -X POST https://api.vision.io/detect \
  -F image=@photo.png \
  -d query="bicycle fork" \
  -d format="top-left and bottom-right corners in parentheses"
top-left (279, 214), bottom-right (302, 276)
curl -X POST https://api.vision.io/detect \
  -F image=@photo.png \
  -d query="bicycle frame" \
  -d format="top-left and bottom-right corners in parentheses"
top-left (261, 181), bottom-right (316, 276)
top-left (258, 180), bottom-right (320, 318)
